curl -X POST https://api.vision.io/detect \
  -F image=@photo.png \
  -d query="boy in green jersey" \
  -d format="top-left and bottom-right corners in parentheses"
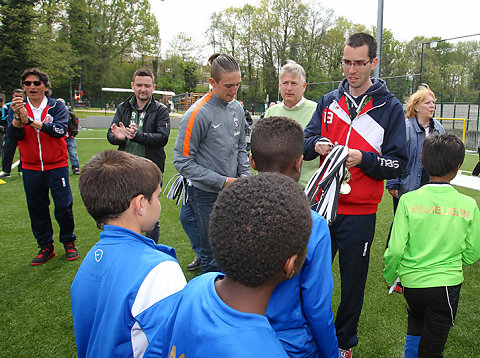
top-left (384, 133), bottom-right (480, 358)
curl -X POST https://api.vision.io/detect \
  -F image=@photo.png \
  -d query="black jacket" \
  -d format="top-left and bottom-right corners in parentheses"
top-left (107, 95), bottom-right (170, 172)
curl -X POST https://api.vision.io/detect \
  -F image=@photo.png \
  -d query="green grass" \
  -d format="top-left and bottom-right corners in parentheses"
top-left (73, 109), bottom-right (115, 119)
top-left (0, 129), bottom-right (479, 357)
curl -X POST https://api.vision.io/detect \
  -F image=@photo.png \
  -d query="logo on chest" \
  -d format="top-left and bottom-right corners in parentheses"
top-left (94, 249), bottom-right (103, 262)
top-left (44, 114), bottom-right (53, 124)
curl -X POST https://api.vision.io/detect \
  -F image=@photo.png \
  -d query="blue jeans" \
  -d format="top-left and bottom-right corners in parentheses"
top-left (179, 200), bottom-right (201, 256)
top-left (23, 167), bottom-right (76, 247)
top-left (187, 186), bottom-right (220, 273)
top-left (66, 137), bottom-right (79, 170)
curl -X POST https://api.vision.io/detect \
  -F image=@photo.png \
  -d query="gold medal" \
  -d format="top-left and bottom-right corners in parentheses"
top-left (339, 168), bottom-right (351, 195)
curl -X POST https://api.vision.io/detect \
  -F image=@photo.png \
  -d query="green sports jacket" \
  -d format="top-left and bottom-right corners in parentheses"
top-left (384, 183), bottom-right (480, 288)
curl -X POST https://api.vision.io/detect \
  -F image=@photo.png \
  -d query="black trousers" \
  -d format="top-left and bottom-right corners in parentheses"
top-left (404, 284), bottom-right (461, 358)
top-left (330, 213), bottom-right (376, 349)
top-left (23, 167), bottom-right (76, 247)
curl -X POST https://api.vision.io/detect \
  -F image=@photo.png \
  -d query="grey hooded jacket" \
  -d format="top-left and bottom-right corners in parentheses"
top-left (173, 92), bottom-right (251, 193)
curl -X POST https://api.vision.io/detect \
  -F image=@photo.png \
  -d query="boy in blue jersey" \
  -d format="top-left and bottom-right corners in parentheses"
top-left (71, 150), bottom-right (186, 358)
top-left (147, 173), bottom-right (312, 357)
top-left (250, 116), bottom-right (340, 358)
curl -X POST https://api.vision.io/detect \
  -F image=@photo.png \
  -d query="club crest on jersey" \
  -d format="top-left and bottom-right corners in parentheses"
top-left (94, 249), bottom-right (103, 262)
top-left (44, 114), bottom-right (53, 124)
top-left (233, 116), bottom-right (239, 127)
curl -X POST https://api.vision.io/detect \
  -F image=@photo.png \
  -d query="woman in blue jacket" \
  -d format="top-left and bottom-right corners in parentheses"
top-left (386, 84), bottom-right (445, 212)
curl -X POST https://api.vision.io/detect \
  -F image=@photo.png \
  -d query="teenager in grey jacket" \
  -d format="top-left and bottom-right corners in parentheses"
top-left (173, 54), bottom-right (251, 273)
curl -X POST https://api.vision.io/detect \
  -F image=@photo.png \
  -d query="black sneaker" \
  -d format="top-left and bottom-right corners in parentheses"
top-left (31, 245), bottom-right (55, 266)
top-left (64, 242), bottom-right (79, 261)
top-left (186, 256), bottom-right (201, 271)
top-left (73, 167), bottom-right (80, 175)
top-left (0, 172), bottom-right (11, 178)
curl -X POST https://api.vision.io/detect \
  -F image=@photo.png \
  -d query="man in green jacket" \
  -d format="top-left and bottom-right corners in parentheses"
top-left (264, 60), bottom-right (318, 188)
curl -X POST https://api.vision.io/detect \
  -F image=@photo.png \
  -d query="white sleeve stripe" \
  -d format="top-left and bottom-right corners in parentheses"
top-left (131, 321), bottom-right (148, 358)
top-left (330, 102), bottom-right (384, 154)
top-left (351, 114), bottom-right (384, 154)
top-left (131, 260), bottom-right (187, 317)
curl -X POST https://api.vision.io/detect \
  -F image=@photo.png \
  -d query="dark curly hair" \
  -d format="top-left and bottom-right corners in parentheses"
top-left (421, 133), bottom-right (464, 177)
top-left (251, 116), bottom-right (304, 173)
top-left (79, 150), bottom-right (162, 228)
top-left (209, 172), bottom-right (311, 287)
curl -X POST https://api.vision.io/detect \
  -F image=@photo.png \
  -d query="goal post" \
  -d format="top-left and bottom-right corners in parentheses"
top-left (437, 118), bottom-right (467, 143)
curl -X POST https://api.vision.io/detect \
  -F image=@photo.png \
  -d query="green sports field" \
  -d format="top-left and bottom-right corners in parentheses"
top-left (0, 128), bottom-right (479, 357)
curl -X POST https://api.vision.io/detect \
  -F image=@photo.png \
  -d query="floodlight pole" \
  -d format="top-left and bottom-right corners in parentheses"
top-left (374, 0), bottom-right (384, 79)
top-left (419, 42), bottom-right (426, 85)
top-left (420, 33), bottom-right (480, 85)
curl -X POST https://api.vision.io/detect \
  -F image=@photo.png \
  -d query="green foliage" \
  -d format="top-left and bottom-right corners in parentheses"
top-left (167, 32), bottom-right (201, 61)
top-left (28, 0), bottom-right (79, 97)
top-left (205, 1), bottom-right (480, 105)
top-left (157, 54), bottom-right (202, 94)
top-left (2, 0), bottom-right (479, 107)
top-left (0, 0), bottom-right (36, 92)
top-left (67, 0), bottom-right (161, 98)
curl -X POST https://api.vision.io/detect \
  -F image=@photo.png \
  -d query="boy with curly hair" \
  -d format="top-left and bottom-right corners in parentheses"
top-left (148, 173), bottom-right (312, 357)
top-left (250, 116), bottom-right (340, 358)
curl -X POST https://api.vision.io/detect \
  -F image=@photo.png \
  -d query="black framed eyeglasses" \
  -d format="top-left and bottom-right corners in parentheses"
top-left (341, 60), bottom-right (373, 68)
top-left (23, 81), bottom-right (42, 87)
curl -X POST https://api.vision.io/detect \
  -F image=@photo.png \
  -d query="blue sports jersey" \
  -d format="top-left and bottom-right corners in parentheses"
top-left (147, 272), bottom-right (288, 358)
top-left (266, 210), bottom-right (340, 358)
top-left (71, 225), bottom-right (186, 358)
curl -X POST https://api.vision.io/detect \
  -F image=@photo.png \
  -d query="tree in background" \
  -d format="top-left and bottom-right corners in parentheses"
top-left (29, 0), bottom-right (78, 97)
top-left (2, 0), bottom-right (478, 106)
top-left (0, 0), bottom-right (36, 93)
top-left (67, 0), bottom-right (160, 99)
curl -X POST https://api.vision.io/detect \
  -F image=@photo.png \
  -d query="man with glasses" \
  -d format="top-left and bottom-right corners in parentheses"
top-left (303, 32), bottom-right (407, 358)
top-left (7, 68), bottom-right (78, 265)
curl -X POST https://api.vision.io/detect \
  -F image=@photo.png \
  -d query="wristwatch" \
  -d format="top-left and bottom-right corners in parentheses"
top-left (25, 117), bottom-right (34, 126)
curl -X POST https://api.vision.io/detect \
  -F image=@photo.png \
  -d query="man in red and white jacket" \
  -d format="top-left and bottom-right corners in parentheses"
top-left (304, 33), bottom-right (408, 357)
top-left (8, 68), bottom-right (78, 265)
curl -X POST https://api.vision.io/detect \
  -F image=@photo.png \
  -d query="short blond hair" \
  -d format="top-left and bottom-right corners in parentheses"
top-left (279, 60), bottom-right (306, 84)
top-left (406, 84), bottom-right (436, 118)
